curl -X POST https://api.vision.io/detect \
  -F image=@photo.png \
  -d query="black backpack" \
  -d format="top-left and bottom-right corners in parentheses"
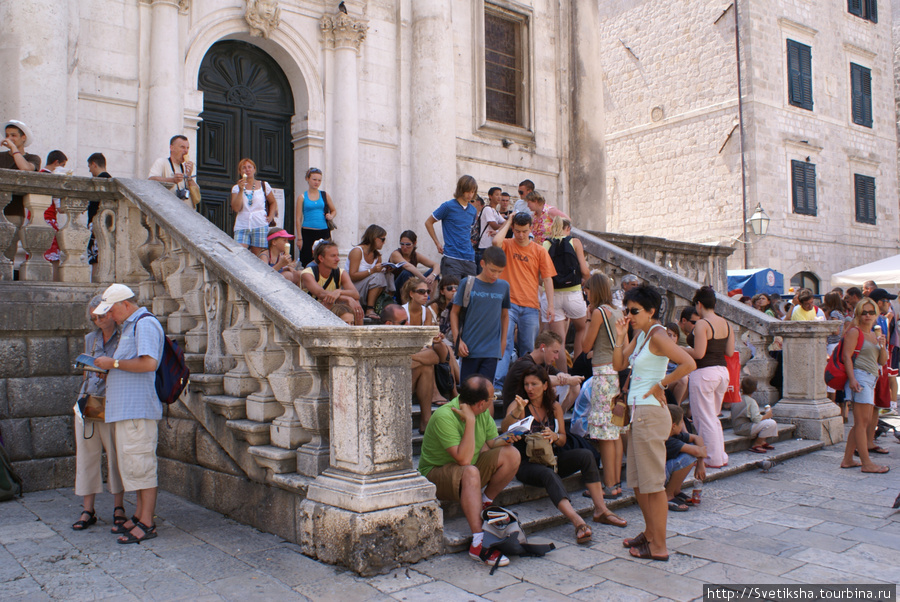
top-left (135, 314), bottom-right (190, 406)
top-left (309, 263), bottom-right (342, 290)
top-left (547, 236), bottom-right (580, 289)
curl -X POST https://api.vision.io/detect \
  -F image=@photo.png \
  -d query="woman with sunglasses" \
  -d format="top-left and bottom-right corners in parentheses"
top-left (294, 167), bottom-right (337, 267)
top-left (429, 276), bottom-right (460, 341)
top-left (401, 277), bottom-right (437, 326)
top-left (613, 285), bottom-right (695, 561)
top-left (231, 158), bottom-right (277, 256)
top-left (347, 224), bottom-right (392, 320)
top-left (840, 298), bottom-right (889, 473)
top-left (390, 230), bottom-right (440, 299)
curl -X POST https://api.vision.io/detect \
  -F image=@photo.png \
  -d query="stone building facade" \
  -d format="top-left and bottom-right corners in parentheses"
top-left (0, 0), bottom-right (606, 256)
top-left (599, 0), bottom-right (900, 291)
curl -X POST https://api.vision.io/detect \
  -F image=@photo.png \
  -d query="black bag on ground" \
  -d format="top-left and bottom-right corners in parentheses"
top-left (0, 438), bottom-right (24, 501)
top-left (481, 505), bottom-right (555, 574)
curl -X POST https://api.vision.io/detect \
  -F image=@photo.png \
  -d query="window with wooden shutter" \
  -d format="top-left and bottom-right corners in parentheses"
top-left (791, 160), bottom-right (817, 216)
top-left (851, 63), bottom-right (873, 128)
top-left (855, 174), bottom-right (876, 224)
top-left (849, 0), bottom-right (878, 22)
top-left (787, 40), bottom-right (813, 111)
top-left (485, 12), bottom-right (523, 126)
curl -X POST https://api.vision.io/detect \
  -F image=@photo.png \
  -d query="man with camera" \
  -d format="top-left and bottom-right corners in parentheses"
top-left (148, 135), bottom-right (199, 207)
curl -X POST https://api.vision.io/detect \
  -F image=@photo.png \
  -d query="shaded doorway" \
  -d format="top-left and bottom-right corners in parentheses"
top-left (197, 40), bottom-right (295, 235)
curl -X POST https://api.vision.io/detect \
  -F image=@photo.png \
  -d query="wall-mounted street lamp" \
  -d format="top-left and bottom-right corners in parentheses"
top-left (747, 203), bottom-right (770, 237)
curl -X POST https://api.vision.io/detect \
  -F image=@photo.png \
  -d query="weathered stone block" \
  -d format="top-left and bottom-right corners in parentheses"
top-left (0, 379), bottom-right (8, 419)
top-left (13, 456), bottom-right (75, 492)
top-left (1, 418), bottom-right (33, 460)
top-left (157, 417), bottom-right (198, 464)
top-left (27, 337), bottom-right (73, 377)
top-left (299, 500), bottom-right (443, 576)
top-left (0, 339), bottom-right (28, 378)
top-left (7, 376), bottom-right (84, 418)
top-left (30, 416), bottom-right (75, 458)
top-left (196, 429), bottom-right (244, 476)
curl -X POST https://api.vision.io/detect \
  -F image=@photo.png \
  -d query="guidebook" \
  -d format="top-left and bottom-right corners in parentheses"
top-left (495, 415), bottom-right (534, 441)
top-left (75, 354), bottom-right (109, 374)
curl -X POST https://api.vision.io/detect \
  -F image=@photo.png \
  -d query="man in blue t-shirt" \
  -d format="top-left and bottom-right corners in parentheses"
top-left (451, 246), bottom-right (510, 383)
top-left (425, 175), bottom-right (478, 280)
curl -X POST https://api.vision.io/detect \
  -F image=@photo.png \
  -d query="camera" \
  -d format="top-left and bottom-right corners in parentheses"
top-left (175, 188), bottom-right (189, 200)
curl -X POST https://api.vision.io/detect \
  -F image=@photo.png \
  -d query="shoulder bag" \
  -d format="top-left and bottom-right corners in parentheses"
top-left (600, 307), bottom-right (630, 428)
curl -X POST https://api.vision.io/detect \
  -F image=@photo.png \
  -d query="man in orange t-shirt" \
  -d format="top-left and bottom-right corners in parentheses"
top-left (490, 212), bottom-right (556, 387)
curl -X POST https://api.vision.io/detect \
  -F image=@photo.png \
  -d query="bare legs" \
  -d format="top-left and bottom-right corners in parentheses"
top-left (633, 487), bottom-right (668, 557)
top-left (842, 403), bottom-right (887, 472)
top-left (462, 447), bottom-right (520, 534)
top-left (598, 439), bottom-right (623, 494)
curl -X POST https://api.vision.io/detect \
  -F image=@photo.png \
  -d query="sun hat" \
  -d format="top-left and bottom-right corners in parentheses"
top-left (266, 230), bottom-right (295, 241)
top-left (3, 120), bottom-right (34, 147)
top-left (93, 284), bottom-right (136, 314)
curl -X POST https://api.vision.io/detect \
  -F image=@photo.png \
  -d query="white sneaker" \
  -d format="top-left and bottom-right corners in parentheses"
top-left (469, 543), bottom-right (509, 567)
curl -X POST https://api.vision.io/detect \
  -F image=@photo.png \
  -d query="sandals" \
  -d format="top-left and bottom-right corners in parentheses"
top-left (603, 484), bottom-right (622, 500)
top-left (629, 541), bottom-right (669, 561)
top-left (113, 506), bottom-right (127, 527)
top-left (72, 510), bottom-right (97, 531)
top-left (623, 532), bottom-right (647, 548)
top-left (674, 492), bottom-right (695, 507)
top-left (111, 515), bottom-right (140, 535)
top-left (855, 447), bottom-right (891, 457)
top-left (668, 499), bottom-right (690, 512)
top-left (761, 443), bottom-right (775, 450)
top-left (575, 523), bottom-right (592, 545)
top-left (117, 520), bottom-right (157, 545)
top-left (861, 465), bottom-right (890, 474)
top-left (594, 511), bottom-right (627, 528)
top-left (749, 445), bottom-right (767, 454)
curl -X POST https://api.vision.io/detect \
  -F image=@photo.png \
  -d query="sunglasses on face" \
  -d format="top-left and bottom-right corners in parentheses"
top-left (399, 242), bottom-right (413, 247)
top-left (626, 307), bottom-right (643, 315)
top-left (413, 289), bottom-right (429, 295)
top-left (377, 236), bottom-right (386, 242)
top-left (445, 286), bottom-right (458, 291)
top-left (861, 310), bottom-right (877, 316)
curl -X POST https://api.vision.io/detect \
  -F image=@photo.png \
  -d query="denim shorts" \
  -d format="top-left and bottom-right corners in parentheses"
top-left (844, 368), bottom-right (877, 405)
top-left (665, 452), bottom-right (696, 483)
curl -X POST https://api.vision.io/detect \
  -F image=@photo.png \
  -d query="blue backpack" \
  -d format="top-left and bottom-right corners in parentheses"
top-left (136, 314), bottom-right (190, 406)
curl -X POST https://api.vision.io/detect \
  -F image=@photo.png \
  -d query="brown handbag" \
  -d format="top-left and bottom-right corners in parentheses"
top-left (600, 306), bottom-right (629, 428)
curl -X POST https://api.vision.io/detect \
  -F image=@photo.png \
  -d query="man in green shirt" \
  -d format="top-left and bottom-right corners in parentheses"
top-left (419, 375), bottom-right (521, 567)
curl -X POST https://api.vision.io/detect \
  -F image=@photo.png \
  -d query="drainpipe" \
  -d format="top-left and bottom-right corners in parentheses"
top-left (734, 0), bottom-right (750, 269)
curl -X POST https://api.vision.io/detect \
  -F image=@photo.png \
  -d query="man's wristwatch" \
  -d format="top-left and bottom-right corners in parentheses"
top-left (114, 360), bottom-right (119, 369)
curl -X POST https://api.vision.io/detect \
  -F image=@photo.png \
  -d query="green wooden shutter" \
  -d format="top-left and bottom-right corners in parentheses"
top-left (855, 174), bottom-right (876, 224)
top-left (866, 0), bottom-right (877, 22)
top-left (851, 63), bottom-right (872, 127)
top-left (787, 40), bottom-right (813, 110)
top-left (804, 163), bottom-right (817, 215)
top-left (849, 0), bottom-right (863, 17)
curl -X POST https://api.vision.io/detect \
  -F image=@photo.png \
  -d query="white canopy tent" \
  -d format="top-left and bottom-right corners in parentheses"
top-left (831, 253), bottom-right (900, 289)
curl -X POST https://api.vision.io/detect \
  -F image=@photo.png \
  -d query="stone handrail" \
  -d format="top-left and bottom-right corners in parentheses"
top-left (0, 170), bottom-right (443, 574)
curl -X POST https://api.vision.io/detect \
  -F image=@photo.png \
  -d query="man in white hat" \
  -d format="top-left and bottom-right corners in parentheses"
top-left (92, 284), bottom-right (165, 544)
top-left (1, 120), bottom-right (42, 261)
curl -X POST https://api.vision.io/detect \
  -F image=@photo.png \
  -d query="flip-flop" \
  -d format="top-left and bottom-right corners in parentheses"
top-left (674, 492), bottom-right (695, 506)
top-left (575, 523), bottom-right (592, 545)
top-left (594, 511), bottom-right (627, 528)
top-left (861, 465), bottom-right (890, 474)
top-left (629, 541), bottom-right (669, 561)
top-left (762, 443), bottom-right (775, 450)
top-left (749, 445), bottom-right (767, 454)
top-left (668, 499), bottom-right (689, 512)
top-left (870, 446), bottom-right (890, 455)
top-left (840, 463), bottom-right (862, 469)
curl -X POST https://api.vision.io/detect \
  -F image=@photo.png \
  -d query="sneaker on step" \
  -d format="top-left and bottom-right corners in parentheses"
top-left (469, 543), bottom-right (509, 567)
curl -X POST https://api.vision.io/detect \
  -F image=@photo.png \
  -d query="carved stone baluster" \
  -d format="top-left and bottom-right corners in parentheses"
top-left (267, 329), bottom-right (312, 449)
top-left (222, 293), bottom-right (259, 397)
top-left (93, 200), bottom-right (117, 283)
top-left (145, 229), bottom-right (179, 329)
top-left (164, 244), bottom-right (200, 336)
top-left (295, 344), bottom-right (330, 476)
top-left (202, 269), bottom-right (233, 375)
top-left (135, 213), bottom-right (164, 279)
top-left (0, 192), bottom-right (17, 280)
top-left (244, 304), bottom-right (285, 422)
top-left (744, 330), bottom-right (779, 406)
top-left (55, 197), bottom-right (92, 283)
top-left (18, 194), bottom-right (55, 281)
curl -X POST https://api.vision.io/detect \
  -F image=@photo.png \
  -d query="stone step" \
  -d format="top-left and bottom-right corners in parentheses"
top-left (248, 445), bottom-right (296, 474)
top-left (205, 395), bottom-right (247, 420)
top-left (440, 436), bottom-right (826, 553)
top-left (269, 472), bottom-right (314, 495)
top-left (724, 423), bottom-right (795, 453)
top-left (226, 419), bottom-right (270, 446)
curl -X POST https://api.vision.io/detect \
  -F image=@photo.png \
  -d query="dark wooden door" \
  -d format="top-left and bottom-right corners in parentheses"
top-left (197, 41), bottom-right (294, 235)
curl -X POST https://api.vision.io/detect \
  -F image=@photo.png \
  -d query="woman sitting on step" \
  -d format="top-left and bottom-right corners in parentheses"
top-left (500, 365), bottom-right (626, 546)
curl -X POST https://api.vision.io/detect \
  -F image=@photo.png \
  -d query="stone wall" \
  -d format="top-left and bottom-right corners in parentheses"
top-left (598, 0), bottom-right (900, 287)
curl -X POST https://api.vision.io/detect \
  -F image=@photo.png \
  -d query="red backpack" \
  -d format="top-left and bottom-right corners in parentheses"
top-left (824, 327), bottom-right (863, 391)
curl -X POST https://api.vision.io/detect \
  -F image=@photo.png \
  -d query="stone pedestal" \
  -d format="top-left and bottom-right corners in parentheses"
top-left (297, 326), bottom-right (443, 575)
top-left (771, 321), bottom-right (844, 444)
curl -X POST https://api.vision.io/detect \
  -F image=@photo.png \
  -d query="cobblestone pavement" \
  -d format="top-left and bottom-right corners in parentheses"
top-left (3, 441), bottom-right (900, 601)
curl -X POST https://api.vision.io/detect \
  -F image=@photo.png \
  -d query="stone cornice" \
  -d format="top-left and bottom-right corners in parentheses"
top-left (320, 12), bottom-right (368, 52)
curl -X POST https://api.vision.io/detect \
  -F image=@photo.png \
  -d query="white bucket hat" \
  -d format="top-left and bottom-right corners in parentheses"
top-left (3, 120), bottom-right (34, 147)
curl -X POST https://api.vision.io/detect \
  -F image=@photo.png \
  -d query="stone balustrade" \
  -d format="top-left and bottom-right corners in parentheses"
top-left (574, 227), bottom-right (843, 445)
top-left (0, 170), bottom-right (442, 575)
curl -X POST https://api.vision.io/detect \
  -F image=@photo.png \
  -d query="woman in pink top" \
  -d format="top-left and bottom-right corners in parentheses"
top-left (525, 190), bottom-right (569, 244)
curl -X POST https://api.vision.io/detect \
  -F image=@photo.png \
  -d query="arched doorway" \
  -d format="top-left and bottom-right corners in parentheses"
top-left (197, 40), bottom-right (295, 235)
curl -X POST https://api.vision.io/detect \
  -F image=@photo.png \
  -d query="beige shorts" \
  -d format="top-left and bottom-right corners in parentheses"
top-left (114, 418), bottom-right (159, 492)
top-left (426, 446), bottom-right (502, 502)
top-left (540, 289), bottom-right (587, 322)
top-left (626, 404), bottom-right (672, 494)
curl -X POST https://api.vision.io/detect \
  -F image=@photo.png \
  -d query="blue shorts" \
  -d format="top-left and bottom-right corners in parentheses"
top-left (235, 226), bottom-right (268, 248)
top-left (844, 368), bottom-right (877, 405)
top-left (665, 452), bottom-right (696, 483)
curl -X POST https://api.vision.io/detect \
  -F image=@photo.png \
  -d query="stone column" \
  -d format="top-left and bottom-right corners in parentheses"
top-left (146, 0), bottom-right (183, 162)
top-left (410, 0), bottom-right (456, 255)
top-left (0, 193), bottom-right (18, 281)
top-left (298, 327), bottom-right (443, 575)
top-left (770, 322), bottom-right (844, 443)
top-left (568, 0), bottom-right (606, 231)
top-left (18, 195), bottom-right (55, 281)
top-left (320, 12), bottom-right (367, 249)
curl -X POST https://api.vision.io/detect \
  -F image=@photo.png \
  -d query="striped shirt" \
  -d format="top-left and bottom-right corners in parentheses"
top-left (105, 307), bottom-right (165, 423)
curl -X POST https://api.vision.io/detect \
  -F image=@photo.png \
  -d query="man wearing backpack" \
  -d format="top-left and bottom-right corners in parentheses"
top-left (300, 239), bottom-right (362, 321)
top-left (93, 284), bottom-right (165, 545)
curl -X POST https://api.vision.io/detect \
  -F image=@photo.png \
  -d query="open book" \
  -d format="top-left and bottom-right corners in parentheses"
top-left (75, 354), bottom-right (109, 374)
top-left (495, 415), bottom-right (533, 441)
top-left (382, 261), bottom-right (407, 270)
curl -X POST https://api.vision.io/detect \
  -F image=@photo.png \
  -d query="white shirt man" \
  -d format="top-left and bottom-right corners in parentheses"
top-left (148, 135), bottom-right (199, 206)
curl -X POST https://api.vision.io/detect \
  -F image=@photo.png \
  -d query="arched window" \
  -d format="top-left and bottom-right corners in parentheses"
top-left (790, 271), bottom-right (819, 295)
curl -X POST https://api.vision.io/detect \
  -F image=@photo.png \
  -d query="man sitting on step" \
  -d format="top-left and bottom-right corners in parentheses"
top-left (418, 375), bottom-right (521, 567)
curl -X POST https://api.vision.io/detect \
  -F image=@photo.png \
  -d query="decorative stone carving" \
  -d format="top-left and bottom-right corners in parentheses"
top-left (0, 192), bottom-right (18, 280)
top-left (244, 304), bottom-right (284, 423)
top-left (744, 330), bottom-right (779, 406)
top-left (55, 198), bottom-right (92, 283)
top-left (320, 11), bottom-right (367, 52)
top-left (202, 269), bottom-right (233, 375)
top-left (18, 194), bottom-right (55, 281)
top-left (244, 0), bottom-right (280, 39)
top-left (267, 328), bottom-right (311, 449)
top-left (94, 201), bottom-right (117, 283)
top-left (163, 244), bottom-right (200, 336)
top-left (136, 214), bottom-right (164, 280)
top-left (222, 293), bottom-right (259, 397)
